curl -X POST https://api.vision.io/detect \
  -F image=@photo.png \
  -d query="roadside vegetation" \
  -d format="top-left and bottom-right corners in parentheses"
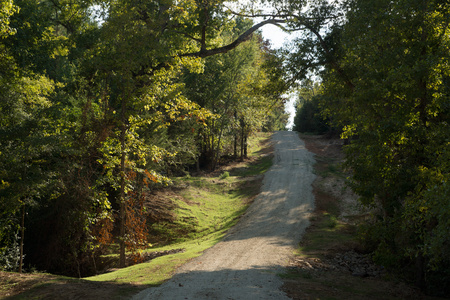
top-left (0, 133), bottom-right (273, 299)
top-left (282, 134), bottom-right (445, 300)
top-left (0, 0), bottom-right (288, 282)
top-left (290, 0), bottom-right (449, 294)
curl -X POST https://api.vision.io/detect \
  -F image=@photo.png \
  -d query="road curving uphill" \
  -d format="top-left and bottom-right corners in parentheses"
top-left (133, 131), bottom-right (316, 300)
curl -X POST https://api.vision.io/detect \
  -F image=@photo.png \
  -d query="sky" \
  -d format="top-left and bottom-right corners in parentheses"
top-left (261, 23), bottom-right (290, 49)
top-left (260, 25), bottom-right (297, 130)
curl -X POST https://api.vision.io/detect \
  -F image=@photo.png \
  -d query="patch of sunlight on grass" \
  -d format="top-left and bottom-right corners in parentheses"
top-left (85, 232), bottom-right (225, 286)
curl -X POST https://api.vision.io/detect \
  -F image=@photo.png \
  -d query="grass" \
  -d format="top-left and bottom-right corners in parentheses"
top-left (314, 156), bottom-right (345, 178)
top-left (234, 154), bottom-right (273, 177)
top-left (219, 171), bottom-right (230, 179)
top-left (0, 133), bottom-right (274, 299)
top-left (146, 171), bottom-right (253, 245)
top-left (86, 234), bottom-right (226, 286)
top-left (296, 219), bottom-right (356, 257)
top-left (84, 134), bottom-right (273, 288)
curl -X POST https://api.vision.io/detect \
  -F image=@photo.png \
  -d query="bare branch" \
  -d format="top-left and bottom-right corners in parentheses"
top-left (181, 18), bottom-right (286, 58)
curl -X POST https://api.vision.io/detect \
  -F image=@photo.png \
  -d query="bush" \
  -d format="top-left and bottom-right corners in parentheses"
top-left (219, 171), bottom-right (230, 179)
top-left (0, 231), bottom-right (20, 271)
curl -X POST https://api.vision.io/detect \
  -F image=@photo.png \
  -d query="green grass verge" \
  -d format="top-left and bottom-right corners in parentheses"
top-left (84, 133), bottom-right (273, 287)
top-left (148, 176), bottom-right (248, 243)
top-left (1, 133), bottom-right (273, 299)
top-left (233, 154), bottom-right (273, 177)
top-left (296, 218), bottom-right (356, 258)
top-left (85, 233), bottom-right (226, 286)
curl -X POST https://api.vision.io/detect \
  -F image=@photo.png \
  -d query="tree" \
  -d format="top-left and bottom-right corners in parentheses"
top-left (0, 0), bottom-right (18, 38)
top-left (317, 0), bottom-right (450, 293)
top-left (183, 17), bottom-right (288, 169)
top-left (0, 74), bottom-right (57, 273)
top-left (0, 0), bottom-right (291, 274)
top-left (0, 0), bottom-right (112, 275)
top-left (292, 80), bottom-right (330, 134)
top-left (0, 0), bottom-right (65, 273)
top-left (82, 0), bottom-right (229, 267)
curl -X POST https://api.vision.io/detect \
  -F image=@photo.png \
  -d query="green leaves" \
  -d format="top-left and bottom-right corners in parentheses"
top-left (0, 0), bottom-right (18, 38)
top-left (0, 0), bottom-right (291, 275)
top-left (314, 0), bottom-right (450, 289)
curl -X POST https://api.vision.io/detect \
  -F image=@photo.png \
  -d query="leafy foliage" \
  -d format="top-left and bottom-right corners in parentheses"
top-left (0, 0), bottom-right (18, 38)
top-left (292, 80), bottom-right (330, 134)
top-left (314, 0), bottom-right (450, 294)
top-left (183, 18), bottom-right (287, 169)
top-left (0, 0), bottom-right (288, 276)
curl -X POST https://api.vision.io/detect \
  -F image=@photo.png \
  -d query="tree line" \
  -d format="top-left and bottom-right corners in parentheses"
top-left (289, 0), bottom-right (449, 295)
top-left (0, 0), bottom-right (288, 277)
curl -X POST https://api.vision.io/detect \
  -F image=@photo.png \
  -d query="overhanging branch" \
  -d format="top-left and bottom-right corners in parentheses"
top-left (181, 18), bottom-right (286, 58)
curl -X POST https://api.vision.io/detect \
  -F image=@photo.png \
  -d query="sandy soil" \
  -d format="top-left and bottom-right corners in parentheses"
top-left (133, 131), bottom-right (316, 300)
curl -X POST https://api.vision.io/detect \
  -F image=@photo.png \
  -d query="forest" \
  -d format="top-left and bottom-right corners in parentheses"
top-left (1, 0), bottom-right (449, 295)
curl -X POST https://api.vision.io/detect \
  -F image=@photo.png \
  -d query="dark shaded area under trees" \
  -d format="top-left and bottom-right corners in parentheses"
top-left (292, 80), bottom-right (333, 135)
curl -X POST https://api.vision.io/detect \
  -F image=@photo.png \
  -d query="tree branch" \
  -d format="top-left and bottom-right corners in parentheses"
top-left (181, 18), bottom-right (286, 58)
top-left (302, 25), bottom-right (355, 90)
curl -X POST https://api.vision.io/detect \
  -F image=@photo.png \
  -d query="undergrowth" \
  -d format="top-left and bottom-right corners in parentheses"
top-left (1, 132), bottom-right (276, 298)
top-left (85, 133), bottom-right (273, 287)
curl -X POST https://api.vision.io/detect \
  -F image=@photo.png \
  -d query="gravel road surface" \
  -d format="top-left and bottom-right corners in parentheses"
top-left (133, 131), bottom-right (316, 300)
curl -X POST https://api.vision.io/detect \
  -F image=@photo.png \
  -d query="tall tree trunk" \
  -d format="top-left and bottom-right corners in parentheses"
top-left (234, 111), bottom-right (238, 159)
top-left (18, 204), bottom-right (25, 273)
top-left (119, 98), bottom-right (127, 268)
top-left (212, 119), bottom-right (226, 171)
top-left (234, 134), bottom-right (238, 158)
top-left (243, 131), bottom-right (248, 159)
top-left (240, 121), bottom-right (245, 161)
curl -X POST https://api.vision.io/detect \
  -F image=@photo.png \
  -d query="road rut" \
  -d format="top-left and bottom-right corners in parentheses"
top-left (133, 131), bottom-right (316, 300)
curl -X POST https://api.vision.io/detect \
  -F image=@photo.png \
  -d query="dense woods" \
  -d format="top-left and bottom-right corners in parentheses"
top-left (0, 0), bottom-right (287, 277)
top-left (290, 0), bottom-right (449, 294)
top-left (1, 0), bottom-right (449, 296)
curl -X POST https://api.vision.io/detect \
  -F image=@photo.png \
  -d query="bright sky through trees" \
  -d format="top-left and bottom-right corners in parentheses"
top-left (260, 26), bottom-right (296, 130)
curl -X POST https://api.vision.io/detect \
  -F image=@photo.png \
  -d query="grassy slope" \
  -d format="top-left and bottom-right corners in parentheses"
top-left (0, 132), bottom-right (273, 300)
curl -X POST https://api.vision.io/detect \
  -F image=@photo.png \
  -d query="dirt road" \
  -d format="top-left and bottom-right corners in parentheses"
top-left (133, 131), bottom-right (316, 300)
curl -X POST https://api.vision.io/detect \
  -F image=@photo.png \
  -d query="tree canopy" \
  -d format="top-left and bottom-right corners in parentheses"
top-left (0, 0), bottom-right (289, 275)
